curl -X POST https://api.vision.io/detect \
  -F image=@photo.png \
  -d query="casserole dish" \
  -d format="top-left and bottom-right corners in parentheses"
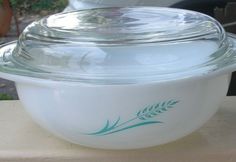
top-left (0, 7), bottom-right (236, 149)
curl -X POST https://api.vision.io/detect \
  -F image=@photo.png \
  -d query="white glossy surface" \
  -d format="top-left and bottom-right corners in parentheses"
top-left (9, 74), bottom-right (229, 149)
top-left (1, 97), bottom-right (236, 161)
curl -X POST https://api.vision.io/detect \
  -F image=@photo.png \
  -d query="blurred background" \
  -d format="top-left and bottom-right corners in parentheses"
top-left (0, 0), bottom-right (236, 100)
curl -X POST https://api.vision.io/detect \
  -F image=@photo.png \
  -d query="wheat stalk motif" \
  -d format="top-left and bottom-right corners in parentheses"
top-left (86, 100), bottom-right (179, 136)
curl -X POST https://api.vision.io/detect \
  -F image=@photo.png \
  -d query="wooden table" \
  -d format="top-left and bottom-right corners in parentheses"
top-left (0, 97), bottom-right (236, 162)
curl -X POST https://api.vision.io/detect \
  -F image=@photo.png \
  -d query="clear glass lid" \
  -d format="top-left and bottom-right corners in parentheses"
top-left (0, 7), bottom-right (235, 84)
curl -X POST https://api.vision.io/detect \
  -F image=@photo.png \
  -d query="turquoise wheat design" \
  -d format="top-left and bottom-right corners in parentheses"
top-left (86, 100), bottom-right (179, 136)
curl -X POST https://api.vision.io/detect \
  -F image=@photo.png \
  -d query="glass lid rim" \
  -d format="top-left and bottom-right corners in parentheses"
top-left (0, 36), bottom-right (235, 84)
top-left (0, 7), bottom-right (234, 85)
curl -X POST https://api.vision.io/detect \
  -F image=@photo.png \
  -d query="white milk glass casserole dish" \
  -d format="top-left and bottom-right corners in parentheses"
top-left (0, 7), bottom-right (236, 149)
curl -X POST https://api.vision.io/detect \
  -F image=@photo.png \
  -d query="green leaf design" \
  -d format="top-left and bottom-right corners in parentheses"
top-left (100, 121), bottom-right (162, 135)
top-left (137, 100), bottom-right (179, 120)
top-left (87, 117), bottom-right (120, 135)
top-left (85, 99), bottom-right (179, 136)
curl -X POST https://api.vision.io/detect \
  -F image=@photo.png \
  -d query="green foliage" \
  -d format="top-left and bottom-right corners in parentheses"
top-left (0, 93), bottom-right (13, 100)
top-left (31, 0), bottom-right (68, 12)
top-left (9, 0), bottom-right (68, 14)
top-left (9, 0), bottom-right (17, 6)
